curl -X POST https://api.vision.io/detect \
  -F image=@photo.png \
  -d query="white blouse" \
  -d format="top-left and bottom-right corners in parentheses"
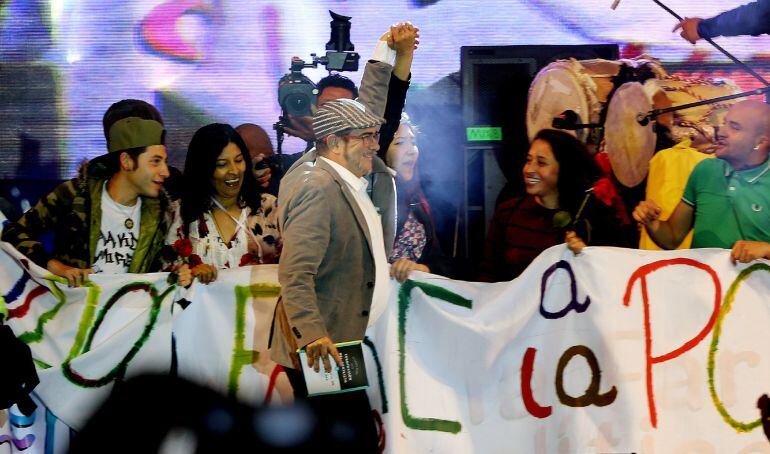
top-left (166, 194), bottom-right (281, 269)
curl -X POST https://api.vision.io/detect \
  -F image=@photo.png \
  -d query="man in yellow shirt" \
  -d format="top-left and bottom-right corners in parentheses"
top-left (639, 138), bottom-right (712, 250)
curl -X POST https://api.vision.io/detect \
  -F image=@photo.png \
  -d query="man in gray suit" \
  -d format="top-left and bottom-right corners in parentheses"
top-left (279, 23), bottom-right (419, 255)
top-left (272, 98), bottom-right (392, 450)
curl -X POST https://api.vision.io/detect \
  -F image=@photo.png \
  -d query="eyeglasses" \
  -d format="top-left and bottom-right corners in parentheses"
top-left (344, 132), bottom-right (380, 145)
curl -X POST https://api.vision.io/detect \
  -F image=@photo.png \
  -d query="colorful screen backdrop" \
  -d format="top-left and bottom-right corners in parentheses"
top-left (2, 0), bottom-right (770, 180)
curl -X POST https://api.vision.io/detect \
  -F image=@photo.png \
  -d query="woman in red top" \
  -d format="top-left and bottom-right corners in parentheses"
top-left (478, 129), bottom-right (625, 282)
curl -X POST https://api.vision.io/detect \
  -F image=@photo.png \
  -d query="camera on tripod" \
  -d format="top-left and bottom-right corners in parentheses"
top-left (277, 11), bottom-right (360, 119)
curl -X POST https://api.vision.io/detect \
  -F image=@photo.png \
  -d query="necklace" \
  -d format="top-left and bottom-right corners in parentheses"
top-left (125, 216), bottom-right (135, 229)
top-left (104, 182), bottom-right (139, 229)
top-left (123, 201), bottom-right (139, 229)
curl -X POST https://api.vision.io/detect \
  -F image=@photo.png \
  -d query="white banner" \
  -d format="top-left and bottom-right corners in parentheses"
top-left (0, 244), bottom-right (289, 453)
top-left (0, 245), bottom-right (175, 427)
top-left (366, 245), bottom-right (770, 453)
top-left (2, 243), bottom-right (770, 453)
top-left (173, 265), bottom-right (293, 406)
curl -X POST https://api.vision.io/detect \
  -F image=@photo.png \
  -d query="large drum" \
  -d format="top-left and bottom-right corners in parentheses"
top-left (603, 81), bottom-right (656, 188)
top-left (526, 57), bottom-right (664, 145)
top-left (654, 75), bottom-right (741, 144)
top-left (603, 75), bottom-right (740, 187)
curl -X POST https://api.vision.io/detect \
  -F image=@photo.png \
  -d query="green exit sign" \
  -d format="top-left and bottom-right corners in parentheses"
top-left (466, 127), bottom-right (503, 142)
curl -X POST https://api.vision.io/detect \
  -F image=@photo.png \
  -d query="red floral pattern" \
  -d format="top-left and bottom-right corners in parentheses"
top-left (173, 238), bottom-right (193, 257)
top-left (590, 177), bottom-right (630, 225)
top-left (164, 195), bottom-right (281, 270)
top-left (594, 152), bottom-right (612, 177)
top-left (592, 178), bottom-right (616, 207)
top-left (239, 253), bottom-right (260, 267)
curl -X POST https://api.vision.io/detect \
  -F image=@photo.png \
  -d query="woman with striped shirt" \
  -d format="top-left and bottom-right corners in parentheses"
top-left (478, 129), bottom-right (627, 282)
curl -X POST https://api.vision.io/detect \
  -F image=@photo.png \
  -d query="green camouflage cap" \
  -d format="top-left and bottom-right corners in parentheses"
top-left (107, 117), bottom-right (165, 153)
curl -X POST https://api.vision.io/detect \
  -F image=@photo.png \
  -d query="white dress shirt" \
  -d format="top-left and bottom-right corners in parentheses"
top-left (319, 157), bottom-right (390, 326)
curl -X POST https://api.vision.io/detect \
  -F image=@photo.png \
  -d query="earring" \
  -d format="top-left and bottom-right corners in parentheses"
top-left (754, 145), bottom-right (760, 151)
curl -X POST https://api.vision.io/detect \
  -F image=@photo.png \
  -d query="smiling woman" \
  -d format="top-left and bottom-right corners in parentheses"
top-left (381, 115), bottom-right (454, 277)
top-left (478, 129), bottom-right (630, 282)
top-left (164, 123), bottom-right (281, 281)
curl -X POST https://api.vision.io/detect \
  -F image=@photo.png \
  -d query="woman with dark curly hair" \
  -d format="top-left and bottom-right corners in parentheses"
top-left (165, 123), bottom-right (280, 283)
top-left (478, 129), bottom-right (626, 282)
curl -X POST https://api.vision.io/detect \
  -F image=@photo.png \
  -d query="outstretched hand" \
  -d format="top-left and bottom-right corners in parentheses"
top-left (673, 17), bottom-right (703, 44)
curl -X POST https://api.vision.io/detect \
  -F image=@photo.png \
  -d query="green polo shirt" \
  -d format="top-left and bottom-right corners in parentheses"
top-left (682, 158), bottom-right (770, 248)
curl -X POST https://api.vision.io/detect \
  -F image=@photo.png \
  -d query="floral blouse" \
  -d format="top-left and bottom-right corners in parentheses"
top-left (164, 194), bottom-right (281, 269)
top-left (389, 210), bottom-right (427, 263)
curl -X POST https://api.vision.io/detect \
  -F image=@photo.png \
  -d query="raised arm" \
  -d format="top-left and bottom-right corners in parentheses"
top-left (698, 0), bottom-right (770, 39)
top-left (358, 21), bottom-right (418, 117)
top-left (673, 0), bottom-right (770, 43)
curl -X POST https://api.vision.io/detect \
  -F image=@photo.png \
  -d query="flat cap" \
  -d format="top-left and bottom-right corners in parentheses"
top-left (312, 98), bottom-right (385, 141)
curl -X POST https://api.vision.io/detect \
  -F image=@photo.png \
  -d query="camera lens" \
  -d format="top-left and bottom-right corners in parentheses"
top-left (286, 93), bottom-right (310, 110)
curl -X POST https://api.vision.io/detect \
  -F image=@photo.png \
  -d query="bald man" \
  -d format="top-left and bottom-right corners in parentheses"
top-left (235, 123), bottom-right (277, 191)
top-left (236, 123), bottom-right (274, 160)
top-left (634, 101), bottom-right (770, 263)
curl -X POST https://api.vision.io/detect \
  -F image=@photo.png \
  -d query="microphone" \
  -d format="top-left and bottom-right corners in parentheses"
top-left (552, 110), bottom-right (580, 130)
top-left (610, 0), bottom-right (622, 10)
top-left (636, 112), bottom-right (650, 126)
top-left (552, 110), bottom-right (602, 131)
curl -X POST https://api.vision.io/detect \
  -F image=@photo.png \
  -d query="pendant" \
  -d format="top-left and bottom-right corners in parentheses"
top-left (125, 218), bottom-right (134, 229)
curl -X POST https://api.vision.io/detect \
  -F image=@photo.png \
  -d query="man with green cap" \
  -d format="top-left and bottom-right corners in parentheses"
top-left (3, 99), bottom-right (188, 286)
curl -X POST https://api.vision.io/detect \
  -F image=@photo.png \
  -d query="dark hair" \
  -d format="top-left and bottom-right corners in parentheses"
top-left (95, 146), bottom-right (155, 177)
top-left (316, 74), bottom-right (359, 99)
top-left (163, 165), bottom-right (184, 202)
top-left (531, 129), bottom-right (600, 215)
top-left (180, 123), bottom-right (262, 229)
top-left (380, 112), bottom-right (419, 161)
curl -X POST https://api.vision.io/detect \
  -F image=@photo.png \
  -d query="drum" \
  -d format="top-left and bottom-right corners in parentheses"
top-left (526, 57), bottom-right (665, 145)
top-left (603, 82), bottom-right (656, 188)
top-left (653, 75), bottom-right (741, 144)
top-left (603, 75), bottom-right (739, 187)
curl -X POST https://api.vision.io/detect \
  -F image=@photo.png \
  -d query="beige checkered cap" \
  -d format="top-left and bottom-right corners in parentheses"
top-left (313, 98), bottom-right (385, 141)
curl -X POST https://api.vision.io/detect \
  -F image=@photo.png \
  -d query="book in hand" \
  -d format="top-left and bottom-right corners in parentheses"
top-left (298, 340), bottom-right (369, 397)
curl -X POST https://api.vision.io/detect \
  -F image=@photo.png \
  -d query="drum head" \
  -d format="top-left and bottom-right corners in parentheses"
top-left (604, 82), bottom-right (655, 188)
top-left (527, 63), bottom-right (590, 142)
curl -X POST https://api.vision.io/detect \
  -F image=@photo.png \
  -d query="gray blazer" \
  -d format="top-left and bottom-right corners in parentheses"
top-left (283, 153), bottom-right (396, 255)
top-left (280, 59), bottom-right (398, 254)
top-left (271, 159), bottom-right (376, 368)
